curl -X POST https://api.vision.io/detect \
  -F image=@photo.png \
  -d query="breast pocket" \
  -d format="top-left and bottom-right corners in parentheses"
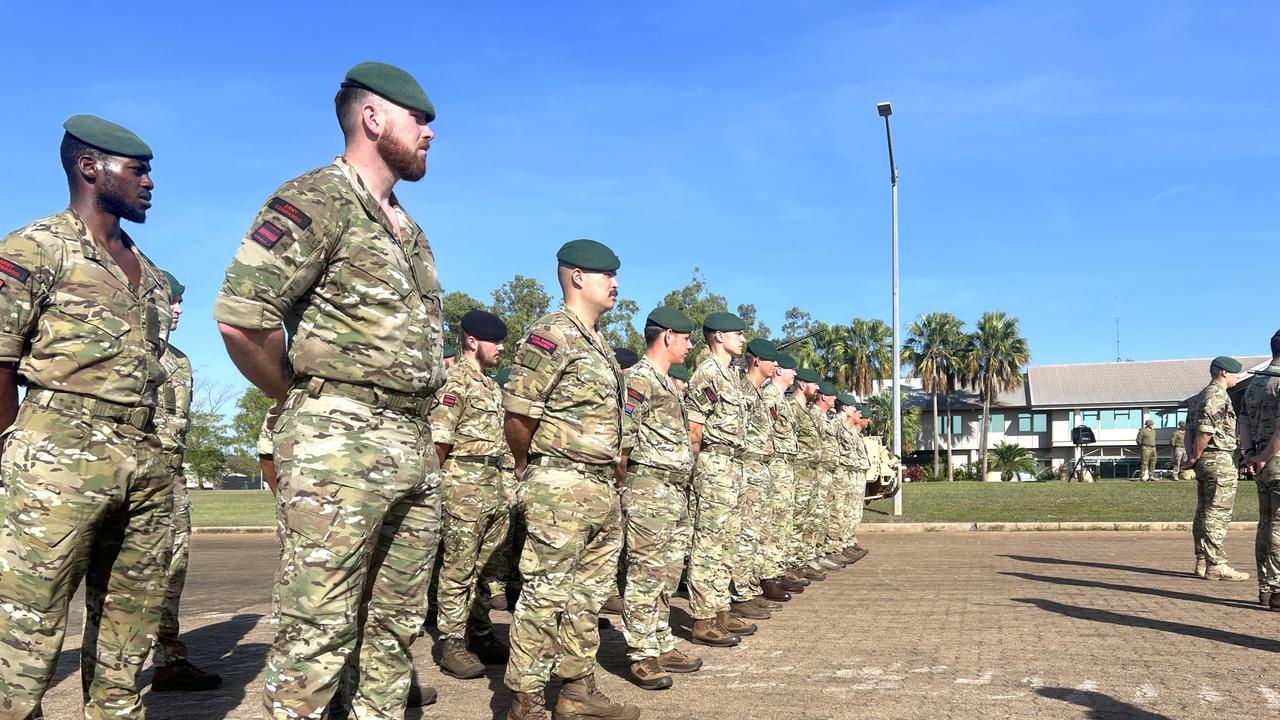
top-left (36, 296), bottom-right (132, 375)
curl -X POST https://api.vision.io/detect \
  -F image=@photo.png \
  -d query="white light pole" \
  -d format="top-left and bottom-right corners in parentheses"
top-left (877, 101), bottom-right (903, 516)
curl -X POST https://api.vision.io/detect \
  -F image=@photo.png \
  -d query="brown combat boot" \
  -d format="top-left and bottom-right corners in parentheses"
top-left (439, 637), bottom-right (485, 679)
top-left (717, 610), bottom-right (757, 636)
top-left (508, 691), bottom-right (549, 720)
top-left (468, 631), bottom-right (511, 665)
top-left (730, 600), bottom-right (770, 620)
top-left (628, 657), bottom-right (673, 690)
top-left (691, 618), bottom-right (740, 647)
top-left (601, 595), bottom-right (624, 615)
top-left (801, 566), bottom-right (826, 581)
top-left (751, 596), bottom-right (783, 611)
top-left (554, 673), bottom-right (641, 720)
top-left (776, 576), bottom-right (805, 593)
top-left (783, 571), bottom-right (810, 587)
top-left (658, 648), bottom-right (703, 673)
top-left (761, 579), bottom-right (791, 602)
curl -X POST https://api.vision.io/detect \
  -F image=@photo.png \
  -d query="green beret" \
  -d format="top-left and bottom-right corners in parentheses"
top-left (668, 365), bottom-right (690, 382)
top-left (856, 402), bottom-right (869, 414)
top-left (703, 312), bottom-right (744, 333)
top-left (63, 115), bottom-right (152, 160)
top-left (777, 353), bottom-right (796, 370)
top-left (645, 306), bottom-right (693, 334)
top-left (795, 368), bottom-right (821, 384)
top-left (442, 345), bottom-right (457, 359)
top-left (817, 381), bottom-right (837, 396)
top-left (342, 62), bottom-right (435, 120)
top-left (557, 238), bottom-right (620, 272)
top-left (837, 392), bottom-right (858, 406)
top-left (1211, 355), bottom-right (1243, 373)
top-left (746, 338), bottom-right (779, 361)
top-left (494, 367), bottom-right (511, 386)
top-left (161, 270), bottom-right (185, 299)
top-left (461, 310), bottom-right (508, 342)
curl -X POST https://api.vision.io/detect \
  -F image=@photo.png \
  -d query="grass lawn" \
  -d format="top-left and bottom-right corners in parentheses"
top-left (192, 480), bottom-right (1263, 527)
top-left (864, 479), bottom-right (1260, 524)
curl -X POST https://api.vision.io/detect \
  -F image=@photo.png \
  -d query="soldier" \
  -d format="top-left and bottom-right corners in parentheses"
top-left (501, 239), bottom-right (638, 720)
top-left (488, 365), bottom-right (519, 612)
top-left (1242, 331), bottom-right (1280, 609)
top-left (829, 395), bottom-right (868, 564)
top-left (1171, 421), bottom-right (1189, 480)
top-left (614, 347), bottom-right (640, 372)
top-left (444, 344), bottom-right (458, 370)
top-left (762, 353), bottom-right (808, 592)
top-left (0, 115), bottom-right (173, 720)
top-left (148, 271), bottom-right (222, 691)
top-left (846, 403), bottom-right (872, 559)
top-left (214, 62), bottom-right (446, 717)
top-left (789, 368), bottom-right (827, 581)
top-left (667, 364), bottom-right (689, 393)
top-left (1136, 418), bottom-right (1157, 481)
top-left (617, 307), bottom-right (702, 690)
top-left (430, 310), bottom-right (512, 679)
top-left (810, 382), bottom-right (845, 571)
top-left (1183, 356), bottom-right (1248, 581)
top-left (684, 312), bottom-right (758, 647)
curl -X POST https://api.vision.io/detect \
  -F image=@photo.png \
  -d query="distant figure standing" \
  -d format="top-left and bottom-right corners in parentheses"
top-left (1170, 421), bottom-right (1188, 480)
top-left (1136, 419), bottom-right (1157, 481)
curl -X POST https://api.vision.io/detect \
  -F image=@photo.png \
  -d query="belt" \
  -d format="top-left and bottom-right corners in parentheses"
top-left (528, 455), bottom-right (617, 481)
top-left (701, 443), bottom-right (744, 460)
top-left (742, 449), bottom-right (770, 463)
top-left (452, 455), bottom-right (504, 469)
top-left (167, 451), bottom-right (184, 468)
top-left (628, 463), bottom-right (691, 486)
top-left (297, 377), bottom-right (434, 418)
top-left (25, 388), bottom-right (153, 430)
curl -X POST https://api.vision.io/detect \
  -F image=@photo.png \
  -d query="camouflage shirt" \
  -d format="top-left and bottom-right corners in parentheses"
top-left (836, 418), bottom-right (857, 469)
top-left (813, 406), bottom-right (839, 464)
top-left (622, 357), bottom-right (694, 475)
top-left (1136, 427), bottom-right (1156, 447)
top-left (213, 157), bottom-right (444, 395)
top-left (686, 355), bottom-right (746, 450)
top-left (503, 304), bottom-right (624, 465)
top-left (793, 396), bottom-right (823, 463)
top-left (1186, 381), bottom-right (1237, 453)
top-left (1244, 359), bottom-right (1280, 453)
top-left (762, 381), bottom-right (798, 457)
top-left (1170, 428), bottom-right (1185, 449)
top-left (430, 356), bottom-right (503, 458)
top-left (155, 347), bottom-right (193, 458)
top-left (739, 374), bottom-right (773, 455)
top-left (0, 208), bottom-right (170, 406)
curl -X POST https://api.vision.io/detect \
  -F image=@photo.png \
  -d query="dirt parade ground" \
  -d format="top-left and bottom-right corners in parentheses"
top-left (40, 530), bottom-right (1278, 719)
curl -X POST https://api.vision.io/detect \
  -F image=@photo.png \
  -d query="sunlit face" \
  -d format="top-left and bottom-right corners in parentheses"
top-left (664, 330), bottom-right (692, 365)
top-left (717, 330), bottom-right (746, 356)
top-left (475, 338), bottom-right (504, 369)
top-left (169, 298), bottom-right (182, 331)
top-left (96, 157), bottom-right (153, 223)
top-left (577, 269), bottom-right (618, 312)
top-left (797, 380), bottom-right (818, 401)
top-left (376, 105), bottom-right (433, 182)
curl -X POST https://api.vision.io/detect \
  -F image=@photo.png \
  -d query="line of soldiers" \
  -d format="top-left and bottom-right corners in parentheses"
top-left (0, 61), bottom-right (896, 720)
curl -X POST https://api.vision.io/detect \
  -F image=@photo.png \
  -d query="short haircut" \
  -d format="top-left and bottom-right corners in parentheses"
top-left (335, 86), bottom-right (374, 140)
top-left (703, 329), bottom-right (718, 346)
top-left (59, 133), bottom-right (106, 186)
top-left (644, 325), bottom-right (665, 346)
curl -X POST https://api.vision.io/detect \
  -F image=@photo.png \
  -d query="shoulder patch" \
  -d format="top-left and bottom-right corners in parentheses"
top-left (441, 394), bottom-right (458, 407)
top-left (770, 407), bottom-right (779, 421)
top-left (704, 386), bottom-right (718, 403)
top-left (252, 221), bottom-right (286, 249)
top-left (627, 388), bottom-right (646, 402)
top-left (0, 257), bottom-right (31, 283)
top-left (268, 197), bottom-right (313, 230)
top-left (625, 403), bottom-right (635, 415)
top-left (528, 334), bottom-right (558, 353)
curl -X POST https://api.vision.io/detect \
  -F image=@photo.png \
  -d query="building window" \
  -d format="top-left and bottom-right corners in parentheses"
top-left (1017, 412), bottom-right (1047, 433)
top-left (1152, 408), bottom-right (1187, 428)
top-left (936, 415), bottom-right (962, 435)
top-left (987, 413), bottom-right (1006, 432)
top-left (1078, 409), bottom-right (1142, 430)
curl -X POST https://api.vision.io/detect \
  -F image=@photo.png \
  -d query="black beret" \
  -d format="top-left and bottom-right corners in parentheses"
top-left (703, 312), bottom-right (744, 332)
top-left (557, 238), bottom-right (620, 272)
top-left (746, 338), bottom-right (779, 361)
top-left (795, 368), bottom-right (821, 383)
top-left (461, 310), bottom-right (508, 342)
top-left (614, 347), bottom-right (639, 370)
top-left (342, 62), bottom-right (436, 120)
top-left (668, 365), bottom-right (690, 382)
top-left (645, 306), bottom-right (693, 333)
top-left (63, 114), bottom-right (153, 160)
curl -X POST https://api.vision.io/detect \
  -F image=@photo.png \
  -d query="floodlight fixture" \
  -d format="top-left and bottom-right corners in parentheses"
top-left (877, 101), bottom-right (893, 117)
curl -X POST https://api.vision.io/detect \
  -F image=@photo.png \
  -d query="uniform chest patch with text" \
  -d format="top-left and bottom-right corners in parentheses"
top-left (627, 388), bottom-right (645, 403)
top-left (268, 197), bottom-right (313, 230)
top-left (0, 257), bottom-right (31, 283)
top-left (252, 221), bottom-right (286, 249)
top-left (704, 387), bottom-right (718, 403)
top-left (527, 334), bottom-right (558, 353)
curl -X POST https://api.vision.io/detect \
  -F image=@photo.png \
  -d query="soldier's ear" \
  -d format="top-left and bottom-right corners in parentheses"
top-left (77, 154), bottom-right (99, 183)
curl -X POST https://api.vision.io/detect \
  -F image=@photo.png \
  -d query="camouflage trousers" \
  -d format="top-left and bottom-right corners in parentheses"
top-left (154, 479), bottom-right (192, 666)
top-left (1192, 449), bottom-right (1238, 566)
top-left (789, 462), bottom-right (820, 565)
top-left (731, 456), bottom-right (771, 601)
top-left (687, 450), bottom-right (744, 619)
top-left (1138, 447), bottom-right (1157, 479)
top-left (845, 470), bottom-right (867, 547)
top-left (803, 465), bottom-right (834, 561)
top-left (620, 469), bottom-right (690, 661)
top-left (0, 402), bottom-right (172, 720)
top-left (1172, 448), bottom-right (1188, 478)
top-left (505, 465), bottom-right (622, 693)
top-left (266, 391), bottom-right (441, 720)
top-left (825, 466), bottom-right (854, 554)
top-left (1255, 458), bottom-right (1280, 593)
top-left (436, 459), bottom-right (511, 641)
top-left (763, 458), bottom-right (796, 578)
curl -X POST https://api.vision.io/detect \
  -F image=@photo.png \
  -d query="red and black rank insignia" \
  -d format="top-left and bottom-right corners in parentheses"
top-left (0, 257), bottom-right (31, 283)
top-left (441, 394), bottom-right (458, 407)
top-left (527, 334), bottom-right (558, 353)
top-left (268, 197), bottom-right (312, 230)
top-left (704, 386), bottom-right (718, 403)
top-left (770, 407), bottom-right (778, 421)
top-left (252, 221), bottom-right (286, 249)
top-left (627, 388), bottom-right (645, 403)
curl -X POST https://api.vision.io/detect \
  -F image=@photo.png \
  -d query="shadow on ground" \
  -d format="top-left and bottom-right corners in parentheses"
top-left (1037, 686), bottom-right (1174, 719)
top-left (1000, 555), bottom-right (1191, 579)
top-left (141, 613), bottom-right (269, 717)
top-left (1014, 598), bottom-right (1280, 652)
top-left (1000, 571), bottom-right (1258, 610)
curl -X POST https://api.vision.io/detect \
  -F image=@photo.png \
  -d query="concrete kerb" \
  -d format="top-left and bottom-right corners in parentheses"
top-left (194, 521), bottom-right (1261, 535)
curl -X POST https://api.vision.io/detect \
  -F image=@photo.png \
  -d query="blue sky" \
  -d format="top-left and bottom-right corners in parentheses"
top-left (2, 1), bottom-right (1277, 399)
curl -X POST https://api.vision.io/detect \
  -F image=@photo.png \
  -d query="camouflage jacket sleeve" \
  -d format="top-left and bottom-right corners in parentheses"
top-left (155, 350), bottom-right (194, 458)
top-left (1197, 386), bottom-right (1228, 436)
top-left (502, 322), bottom-right (571, 420)
top-left (0, 231), bottom-right (55, 362)
top-left (430, 368), bottom-right (468, 446)
top-left (621, 368), bottom-right (653, 451)
top-left (213, 184), bottom-right (336, 330)
top-left (684, 363), bottom-right (715, 427)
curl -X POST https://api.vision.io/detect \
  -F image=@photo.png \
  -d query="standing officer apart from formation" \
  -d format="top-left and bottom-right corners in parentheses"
top-left (1171, 421), bottom-right (1189, 480)
top-left (618, 307), bottom-right (701, 690)
top-left (214, 62), bottom-right (447, 718)
top-left (1184, 356), bottom-right (1248, 582)
top-left (501, 239), bottom-right (638, 720)
top-left (1242, 331), bottom-right (1280, 610)
top-left (430, 309), bottom-right (512, 680)
top-left (0, 116), bottom-right (173, 720)
top-left (1136, 418), bottom-right (1157, 481)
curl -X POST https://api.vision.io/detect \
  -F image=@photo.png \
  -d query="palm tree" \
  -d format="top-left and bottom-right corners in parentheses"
top-left (903, 312), bottom-right (965, 477)
top-left (988, 442), bottom-right (1038, 482)
top-left (961, 311), bottom-right (1030, 481)
top-left (830, 318), bottom-right (892, 397)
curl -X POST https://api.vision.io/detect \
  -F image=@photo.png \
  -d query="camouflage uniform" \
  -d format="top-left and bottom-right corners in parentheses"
top-left (1186, 381), bottom-right (1239, 567)
top-left (807, 406), bottom-right (838, 560)
top-left (790, 397), bottom-right (824, 567)
top-left (845, 428), bottom-right (871, 546)
top-left (1170, 426), bottom-right (1188, 478)
top-left (0, 208), bottom-right (173, 720)
top-left (684, 356), bottom-right (746, 620)
top-left (430, 356), bottom-right (510, 641)
top-left (761, 381), bottom-right (797, 580)
top-left (501, 305), bottom-right (624, 694)
top-left (151, 347), bottom-right (194, 667)
top-left (214, 157), bottom-right (445, 719)
top-left (620, 357), bottom-right (694, 661)
top-left (731, 374), bottom-right (773, 602)
top-left (1136, 425), bottom-right (1157, 479)
top-left (1244, 359), bottom-right (1280, 594)
top-left (829, 419), bottom-right (856, 553)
